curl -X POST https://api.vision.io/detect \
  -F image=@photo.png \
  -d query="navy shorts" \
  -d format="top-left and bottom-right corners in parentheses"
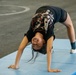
top-left (59, 9), bottom-right (67, 23)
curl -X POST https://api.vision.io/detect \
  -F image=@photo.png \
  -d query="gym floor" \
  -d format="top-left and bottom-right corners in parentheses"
top-left (0, 0), bottom-right (76, 58)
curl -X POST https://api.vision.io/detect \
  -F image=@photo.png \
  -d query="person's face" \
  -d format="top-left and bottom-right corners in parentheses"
top-left (31, 37), bottom-right (44, 50)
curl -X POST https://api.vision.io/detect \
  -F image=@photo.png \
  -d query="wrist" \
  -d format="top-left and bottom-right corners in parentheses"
top-left (48, 68), bottom-right (51, 72)
top-left (15, 63), bottom-right (19, 68)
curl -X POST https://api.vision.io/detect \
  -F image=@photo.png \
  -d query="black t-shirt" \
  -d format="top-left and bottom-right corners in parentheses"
top-left (24, 6), bottom-right (67, 42)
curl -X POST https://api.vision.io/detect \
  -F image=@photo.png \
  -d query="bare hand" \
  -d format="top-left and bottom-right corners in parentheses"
top-left (8, 65), bottom-right (19, 69)
top-left (48, 69), bottom-right (61, 72)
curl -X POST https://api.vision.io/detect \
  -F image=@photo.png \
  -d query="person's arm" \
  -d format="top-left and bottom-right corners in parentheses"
top-left (8, 36), bottom-right (29, 69)
top-left (46, 36), bottom-right (61, 72)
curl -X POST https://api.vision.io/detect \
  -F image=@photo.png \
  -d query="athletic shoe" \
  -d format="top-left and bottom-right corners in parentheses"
top-left (70, 49), bottom-right (76, 54)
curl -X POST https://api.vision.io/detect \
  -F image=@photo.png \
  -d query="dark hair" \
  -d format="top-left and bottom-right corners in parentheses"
top-left (27, 44), bottom-right (46, 63)
top-left (27, 49), bottom-right (39, 63)
top-left (32, 44), bottom-right (46, 54)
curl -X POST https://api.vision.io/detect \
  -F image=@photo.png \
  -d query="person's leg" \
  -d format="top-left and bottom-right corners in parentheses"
top-left (63, 13), bottom-right (76, 53)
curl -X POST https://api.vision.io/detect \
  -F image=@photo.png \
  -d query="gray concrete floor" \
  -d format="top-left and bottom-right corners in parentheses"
top-left (0, 0), bottom-right (76, 58)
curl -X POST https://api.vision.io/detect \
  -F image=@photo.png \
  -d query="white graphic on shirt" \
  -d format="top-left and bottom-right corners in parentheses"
top-left (33, 10), bottom-right (54, 33)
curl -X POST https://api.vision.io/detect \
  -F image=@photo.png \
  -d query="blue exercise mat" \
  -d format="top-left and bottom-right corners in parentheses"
top-left (0, 39), bottom-right (76, 75)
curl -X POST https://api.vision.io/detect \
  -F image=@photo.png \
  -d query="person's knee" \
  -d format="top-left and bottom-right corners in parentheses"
top-left (66, 23), bottom-right (73, 29)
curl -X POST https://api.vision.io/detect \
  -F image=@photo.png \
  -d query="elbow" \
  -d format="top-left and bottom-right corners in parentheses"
top-left (47, 49), bottom-right (52, 54)
top-left (18, 46), bottom-right (25, 52)
top-left (47, 47), bottom-right (53, 53)
top-left (47, 49), bottom-right (51, 53)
